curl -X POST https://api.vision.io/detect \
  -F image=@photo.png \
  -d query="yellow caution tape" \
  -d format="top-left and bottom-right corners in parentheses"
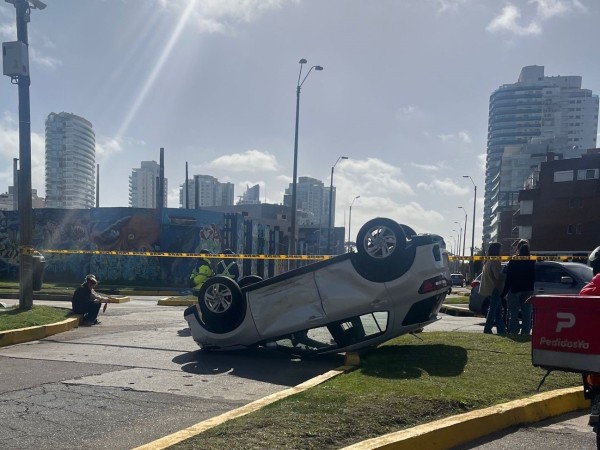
top-left (30, 249), bottom-right (590, 262)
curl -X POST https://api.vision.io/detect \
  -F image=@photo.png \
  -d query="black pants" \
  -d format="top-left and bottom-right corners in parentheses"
top-left (73, 302), bottom-right (101, 322)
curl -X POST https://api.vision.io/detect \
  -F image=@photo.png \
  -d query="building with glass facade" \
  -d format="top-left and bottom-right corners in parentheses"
top-left (45, 112), bottom-right (96, 209)
top-left (484, 66), bottom-right (599, 247)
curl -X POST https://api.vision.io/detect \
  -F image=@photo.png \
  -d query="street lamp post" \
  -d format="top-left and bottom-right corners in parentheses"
top-left (463, 175), bottom-right (477, 280)
top-left (458, 206), bottom-right (468, 277)
top-left (348, 195), bottom-right (360, 251)
top-left (327, 156), bottom-right (348, 254)
top-left (453, 224), bottom-right (462, 273)
top-left (289, 58), bottom-right (323, 257)
top-left (4, 0), bottom-right (46, 310)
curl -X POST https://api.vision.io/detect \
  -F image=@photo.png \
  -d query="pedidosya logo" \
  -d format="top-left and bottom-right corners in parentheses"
top-left (537, 311), bottom-right (590, 350)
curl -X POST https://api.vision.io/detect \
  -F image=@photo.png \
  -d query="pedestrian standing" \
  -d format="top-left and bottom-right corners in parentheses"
top-left (502, 243), bottom-right (535, 335)
top-left (479, 242), bottom-right (507, 335)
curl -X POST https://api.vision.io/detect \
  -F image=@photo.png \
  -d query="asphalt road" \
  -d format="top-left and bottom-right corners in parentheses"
top-left (0, 296), bottom-right (594, 450)
top-left (0, 297), bottom-right (343, 450)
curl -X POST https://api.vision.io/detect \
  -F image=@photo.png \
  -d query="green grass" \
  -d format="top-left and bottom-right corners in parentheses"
top-left (0, 305), bottom-right (73, 331)
top-left (171, 332), bottom-right (580, 450)
top-left (444, 295), bottom-right (468, 304)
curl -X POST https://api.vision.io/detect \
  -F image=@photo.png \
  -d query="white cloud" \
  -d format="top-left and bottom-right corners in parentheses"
top-left (417, 178), bottom-right (470, 196)
top-left (477, 153), bottom-right (486, 171)
top-left (29, 47), bottom-right (62, 69)
top-left (396, 105), bottom-right (421, 120)
top-left (486, 4), bottom-right (542, 36)
top-left (410, 162), bottom-right (442, 172)
top-left (487, 0), bottom-right (586, 36)
top-left (435, 0), bottom-right (469, 13)
top-left (207, 149), bottom-right (280, 172)
top-left (532, 0), bottom-right (586, 20)
top-left (0, 112), bottom-right (45, 195)
top-left (438, 130), bottom-right (472, 143)
top-left (337, 158), bottom-right (414, 198)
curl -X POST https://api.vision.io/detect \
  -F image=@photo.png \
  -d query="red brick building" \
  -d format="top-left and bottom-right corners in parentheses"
top-left (516, 149), bottom-right (600, 255)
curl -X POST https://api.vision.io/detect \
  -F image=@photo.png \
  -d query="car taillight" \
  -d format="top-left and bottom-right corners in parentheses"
top-left (471, 281), bottom-right (480, 289)
top-left (419, 275), bottom-right (447, 294)
top-left (586, 373), bottom-right (600, 386)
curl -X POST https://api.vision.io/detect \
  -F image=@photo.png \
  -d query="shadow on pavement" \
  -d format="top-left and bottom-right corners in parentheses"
top-left (172, 347), bottom-right (344, 386)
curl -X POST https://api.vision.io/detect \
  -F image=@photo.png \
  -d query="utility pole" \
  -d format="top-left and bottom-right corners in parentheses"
top-left (3, 0), bottom-right (46, 309)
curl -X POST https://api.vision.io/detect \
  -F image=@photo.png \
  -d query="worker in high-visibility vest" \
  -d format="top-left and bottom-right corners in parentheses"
top-left (189, 249), bottom-right (214, 289)
top-left (215, 249), bottom-right (240, 281)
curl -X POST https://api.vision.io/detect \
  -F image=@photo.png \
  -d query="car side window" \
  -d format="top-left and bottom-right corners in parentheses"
top-left (536, 265), bottom-right (569, 284)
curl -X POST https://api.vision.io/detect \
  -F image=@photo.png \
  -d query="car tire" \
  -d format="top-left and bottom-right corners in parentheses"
top-left (238, 275), bottom-right (263, 288)
top-left (197, 276), bottom-right (245, 334)
top-left (352, 218), bottom-right (415, 282)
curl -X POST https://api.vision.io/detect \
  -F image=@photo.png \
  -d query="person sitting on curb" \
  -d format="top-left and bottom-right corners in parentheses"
top-left (189, 249), bottom-right (214, 290)
top-left (215, 249), bottom-right (240, 281)
top-left (71, 274), bottom-right (108, 325)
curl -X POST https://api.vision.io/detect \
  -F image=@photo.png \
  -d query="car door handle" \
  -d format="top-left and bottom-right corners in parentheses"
top-left (307, 316), bottom-right (322, 325)
top-left (537, 288), bottom-right (545, 293)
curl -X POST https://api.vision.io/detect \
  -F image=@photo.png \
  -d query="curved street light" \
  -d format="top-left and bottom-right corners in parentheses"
top-left (348, 195), bottom-right (360, 251)
top-left (289, 58), bottom-right (323, 256)
top-left (463, 175), bottom-right (477, 280)
top-left (327, 156), bottom-right (348, 254)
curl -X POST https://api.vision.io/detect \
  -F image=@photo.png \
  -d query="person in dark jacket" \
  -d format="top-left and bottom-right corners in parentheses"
top-left (502, 243), bottom-right (535, 335)
top-left (215, 249), bottom-right (240, 281)
top-left (71, 274), bottom-right (107, 325)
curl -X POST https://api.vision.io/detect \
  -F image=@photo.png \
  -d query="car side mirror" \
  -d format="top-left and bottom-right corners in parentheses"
top-left (560, 276), bottom-right (574, 285)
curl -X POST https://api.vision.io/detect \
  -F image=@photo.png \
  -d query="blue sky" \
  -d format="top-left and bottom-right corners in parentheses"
top-left (0, 0), bottom-right (598, 251)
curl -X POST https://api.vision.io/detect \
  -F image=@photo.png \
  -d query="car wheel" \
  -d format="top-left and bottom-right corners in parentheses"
top-left (238, 275), bottom-right (263, 288)
top-left (352, 218), bottom-right (415, 282)
top-left (197, 276), bottom-right (245, 334)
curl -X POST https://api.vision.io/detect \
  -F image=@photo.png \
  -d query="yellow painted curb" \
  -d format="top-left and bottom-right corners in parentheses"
top-left (107, 296), bottom-right (130, 303)
top-left (340, 386), bottom-right (589, 450)
top-left (133, 364), bottom-right (356, 450)
top-left (0, 316), bottom-right (80, 347)
top-left (157, 298), bottom-right (195, 306)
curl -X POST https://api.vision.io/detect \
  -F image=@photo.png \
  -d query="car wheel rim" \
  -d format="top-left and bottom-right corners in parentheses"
top-left (204, 283), bottom-right (233, 313)
top-left (363, 225), bottom-right (396, 259)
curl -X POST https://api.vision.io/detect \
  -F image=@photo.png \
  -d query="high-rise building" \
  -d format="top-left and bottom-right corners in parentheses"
top-left (283, 176), bottom-right (328, 226)
top-left (129, 161), bottom-right (168, 208)
top-left (179, 175), bottom-right (234, 208)
top-left (45, 112), bottom-right (96, 209)
top-left (484, 66), bottom-right (599, 247)
top-left (237, 184), bottom-right (260, 205)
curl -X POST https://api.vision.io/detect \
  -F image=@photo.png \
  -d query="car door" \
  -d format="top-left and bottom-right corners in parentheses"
top-left (534, 263), bottom-right (578, 294)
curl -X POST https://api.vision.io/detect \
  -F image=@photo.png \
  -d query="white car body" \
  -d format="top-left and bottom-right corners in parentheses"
top-left (184, 218), bottom-right (450, 355)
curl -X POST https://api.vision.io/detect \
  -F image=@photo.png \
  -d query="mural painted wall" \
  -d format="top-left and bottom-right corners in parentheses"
top-left (0, 207), bottom-right (286, 286)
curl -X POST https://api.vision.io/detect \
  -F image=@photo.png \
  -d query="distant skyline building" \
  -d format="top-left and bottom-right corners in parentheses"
top-left (484, 65), bottom-right (599, 246)
top-left (283, 176), bottom-right (328, 226)
top-left (179, 175), bottom-right (234, 208)
top-left (129, 160), bottom-right (168, 208)
top-left (0, 187), bottom-right (44, 211)
top-left (45, 112), bottom-right (96, 209)
top-left (237, 184), bottom-right (260, 205)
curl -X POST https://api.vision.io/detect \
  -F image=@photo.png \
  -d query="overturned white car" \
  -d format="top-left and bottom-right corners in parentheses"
top-left (184, 218), bottom-right (449, 355)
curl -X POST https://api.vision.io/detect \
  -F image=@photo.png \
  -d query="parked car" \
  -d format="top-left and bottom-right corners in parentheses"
top-left (184, 217), bottom-right (450, 355)
top-left (450, 273), bottom-right (465, 287)
top-left (469, 260), bottom-right (593, 316)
